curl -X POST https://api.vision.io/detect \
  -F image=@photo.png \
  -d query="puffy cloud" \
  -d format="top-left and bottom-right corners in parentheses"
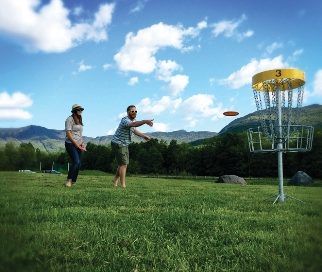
top-left (313, 69), bottom-right (322, 97)
top-left (136, 93), bottom-right (225, 128)
top-left (219, 55), bottom-right (288, 89)
top-left (153, 122), bottom-right (169, 132)
top-left (0, 91), bottom-right (33, 120)
top-left (114, 21), bottom-right (205, 73)
top-left (156, 60), bottom-right (181, 81)
top-left (182, 94), bottom-right (224, 119)
top-left (114, 21), bottom-right (206, 95)
top-left (0, 109), bottom-right (32, 120)
top-left (211, 14), bottom-right (254, 42)
top-left (156, 60), bottom-right (189, 96)
top-left (168, 74), bottom-right (189, 96)
top-left (0, 92), bottom-right (32, 108)
top-left (138, 96), bottom-right (182, 115)
top-left (78, 61), bottom-right (93, 72)
top-left (128, 77), bottom-right (139, 86)
top-left (0, 0), bottom-right (115, 53)
top-left (114, 22), bottom-right (184, 73)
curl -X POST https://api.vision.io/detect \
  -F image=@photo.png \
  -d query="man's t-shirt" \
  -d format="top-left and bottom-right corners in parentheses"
top-left (112, 116), bottom-right (135, 146)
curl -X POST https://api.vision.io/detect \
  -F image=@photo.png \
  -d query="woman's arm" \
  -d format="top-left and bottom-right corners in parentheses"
top-left (66, 131), bottom-right (85, 150)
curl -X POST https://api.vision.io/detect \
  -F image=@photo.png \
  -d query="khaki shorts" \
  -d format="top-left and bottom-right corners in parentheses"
top-left (111, 142), bottom-right (129, 166)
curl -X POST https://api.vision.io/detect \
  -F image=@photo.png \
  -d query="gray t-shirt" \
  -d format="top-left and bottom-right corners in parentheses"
top-left (65, 116), bottom-right (83, 145)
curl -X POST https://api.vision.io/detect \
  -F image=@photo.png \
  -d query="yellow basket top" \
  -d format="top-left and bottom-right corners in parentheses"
top-left (252, 68), bottom-right (305, 91)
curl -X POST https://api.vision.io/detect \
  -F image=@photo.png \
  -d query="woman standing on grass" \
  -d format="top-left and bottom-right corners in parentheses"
top-left (65, 104), bottom-right (86, 187)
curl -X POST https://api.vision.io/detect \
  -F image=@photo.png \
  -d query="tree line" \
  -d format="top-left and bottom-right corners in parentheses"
top-left (1, 130), bottom-right (321, 178)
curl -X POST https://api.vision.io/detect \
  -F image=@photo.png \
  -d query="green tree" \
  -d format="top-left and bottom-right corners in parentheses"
top-left (4, 142), bottom-right (19, 170)
top-left (18, 143), bottom-right (36, 170)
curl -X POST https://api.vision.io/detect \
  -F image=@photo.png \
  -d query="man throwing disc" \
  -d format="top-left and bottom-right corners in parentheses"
top-left (111, 105), bottom-right (153, 188)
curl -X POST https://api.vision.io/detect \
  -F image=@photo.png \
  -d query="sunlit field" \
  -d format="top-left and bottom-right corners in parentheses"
top-left (1, 172), bottom-right (322, 272)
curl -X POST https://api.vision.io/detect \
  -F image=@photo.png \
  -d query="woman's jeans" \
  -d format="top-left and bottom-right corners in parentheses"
top-left (65, 142), bottom-right (82, 183)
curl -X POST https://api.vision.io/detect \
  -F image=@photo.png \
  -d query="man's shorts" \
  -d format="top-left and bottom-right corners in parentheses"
top-left (111, 142), bottom-right (129, 166)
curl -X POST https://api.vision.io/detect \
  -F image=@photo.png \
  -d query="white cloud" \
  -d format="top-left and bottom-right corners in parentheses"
top-left (0, 92), bottom-right (32, 108)
top-left (182, 19), bottom-right (208, 38)
top-left (0, 91), bottom-right (33, 120)
top-left (114, 21), bottom-right (205, 73)
top-left (138, 96), bottom-right (182, 115)
top-left (0, 0), bottom-right (115, 53)
top-left (288, 48), bottom-right (304, 63)
top-left (266, 42), bottom-right (283, 54)
top-left (293, 49), bottom-right (303, 58)
top-left (103, 63), bottom-right (112, 70)
top-left (114, 22), bottom-right (184, 73)
top-left (136, 92), bottom-right (225, 128)
top-left (78, 61), bottom-right (93, 72)
top-left (0, 109), bottom-right (32, 120)
top-left (219, 55), bottom-right (288, 89)
top-left (128, 77), bottom-right (139, 86)
top-left (130, 0), bottom-right (149, 13)
top-left (182, 94), bottom-right (224, 119)
top-left (313, 69), bottom-right (322, 97)
top-left (211, 14), bottom-right (254, 42)
top-left (153, 122), bottom-right (169, 132)
top-left (156, 61), bottom-right (189, 96)
top-left (156, 60), bottom-right (181, 81)
top-left (197, 20), bottom-right (208, 30)
top-left (168, 74), bottom-right (189, 96)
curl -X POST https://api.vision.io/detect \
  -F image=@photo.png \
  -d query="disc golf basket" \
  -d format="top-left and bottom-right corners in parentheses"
top-left (247, 68), bottom-right (314, 203)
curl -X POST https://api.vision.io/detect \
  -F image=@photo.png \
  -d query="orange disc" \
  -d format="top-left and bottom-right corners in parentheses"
top-left (223, 111), bottom-right (239, 116)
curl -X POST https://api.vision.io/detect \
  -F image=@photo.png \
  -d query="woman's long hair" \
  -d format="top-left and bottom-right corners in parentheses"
top-left (71, 112), bottom-right (83, 126)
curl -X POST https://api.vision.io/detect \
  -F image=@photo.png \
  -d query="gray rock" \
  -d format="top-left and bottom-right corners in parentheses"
top-left (288, 171), bottom-right (313, 186)
top-left (217, 175), bottom-right (246, 185)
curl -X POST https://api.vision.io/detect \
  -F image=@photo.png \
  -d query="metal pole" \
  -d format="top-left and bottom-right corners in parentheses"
top-left (276, 88), bottom-right (285, 202)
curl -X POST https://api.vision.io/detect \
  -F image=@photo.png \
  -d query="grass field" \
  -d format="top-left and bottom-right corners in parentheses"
top-left (1, 172), bottom-right (322, 272)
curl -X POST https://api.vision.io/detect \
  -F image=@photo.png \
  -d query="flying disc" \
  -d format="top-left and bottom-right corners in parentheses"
top-left (223, 111), bottom-right (239, 116)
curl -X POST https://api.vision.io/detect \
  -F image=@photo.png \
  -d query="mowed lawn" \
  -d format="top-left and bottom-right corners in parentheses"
top-left (1, 172), bottom-right (322, 272)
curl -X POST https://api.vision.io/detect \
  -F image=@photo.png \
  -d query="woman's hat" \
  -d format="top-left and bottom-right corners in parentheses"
top-left (71, 104), bottom-right (84, 112)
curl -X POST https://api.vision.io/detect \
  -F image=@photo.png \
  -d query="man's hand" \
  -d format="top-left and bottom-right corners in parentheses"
top-left (145, 119), bottom-right (154, 127)
top-left (143, 135), bottom-right (151, 141)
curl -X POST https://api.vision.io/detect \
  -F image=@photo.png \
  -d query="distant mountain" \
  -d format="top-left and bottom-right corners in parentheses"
top-left (0, 125), bottom-right (217, 152)
top-left (2, 104), bottom-right (320, 152)
top-left (219, 104), bottom-right (322, 134)
top-left (0, 125), bottom-right (65, 140)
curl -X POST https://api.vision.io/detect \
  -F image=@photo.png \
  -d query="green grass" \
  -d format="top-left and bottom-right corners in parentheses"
top-left (1, 172), bottom-right (322, 272)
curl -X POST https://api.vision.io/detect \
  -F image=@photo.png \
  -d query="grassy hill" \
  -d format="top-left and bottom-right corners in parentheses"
top-left (219, 104), bottom-right (322, 134)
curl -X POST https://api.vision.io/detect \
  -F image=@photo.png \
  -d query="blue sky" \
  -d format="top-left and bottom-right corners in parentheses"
top-left (0, 0), bottom-right (322, 137)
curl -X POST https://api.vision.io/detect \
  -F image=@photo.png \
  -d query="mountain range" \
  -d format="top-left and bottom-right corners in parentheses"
top-left (0, 126), bottom-right (217, 152)
top-left (1, 104), bottom-right (321, 152)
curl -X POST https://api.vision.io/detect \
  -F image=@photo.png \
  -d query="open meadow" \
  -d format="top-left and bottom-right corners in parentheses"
top-left (1, 171), bottom-right (322, 272)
